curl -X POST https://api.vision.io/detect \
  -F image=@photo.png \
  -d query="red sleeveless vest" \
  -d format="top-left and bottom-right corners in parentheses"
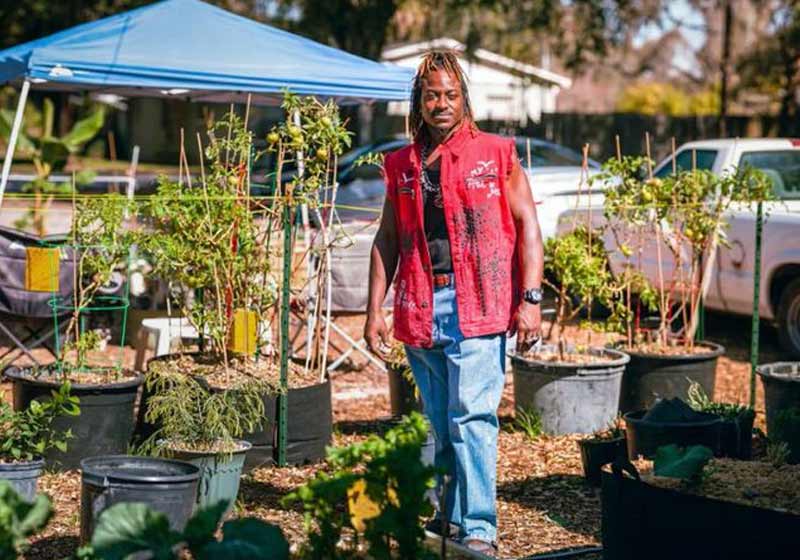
top-left (384, 123), bottom-right (520, 348)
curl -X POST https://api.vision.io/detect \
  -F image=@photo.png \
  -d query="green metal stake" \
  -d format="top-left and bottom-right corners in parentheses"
top-left (696, 253), bottom-right (705, 343)
top-left (278, 203), bottom-right (292, 466)
top-left (749, 201), bottom-right (764, 408)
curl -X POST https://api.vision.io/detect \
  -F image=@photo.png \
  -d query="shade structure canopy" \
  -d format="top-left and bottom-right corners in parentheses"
top-left (0, 0), bottom-right (414, 105)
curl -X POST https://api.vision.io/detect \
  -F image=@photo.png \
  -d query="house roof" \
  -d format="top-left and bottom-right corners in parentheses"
top-left (382, 38), bottom-right (571, 89)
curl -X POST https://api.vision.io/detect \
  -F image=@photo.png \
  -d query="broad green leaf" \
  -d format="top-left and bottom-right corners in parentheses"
top-left (653, 444), bottom-right (713, 480)
top-left (0, 108), bottom-right (35, 152)
top-left (61, 106), bottom-right (105, 151)
top-left (183, 499), bottom-right (228, 550)
top-left (90, 502), bottom-right (180, 560)
top-left (17, 494), bottom-right (54, 534)
top-left (42, 98), bottom-right (54, 139)
top-left (195, 518), bottom-right (289, 560)
top-left (39, 138), bottom-right (70, 169)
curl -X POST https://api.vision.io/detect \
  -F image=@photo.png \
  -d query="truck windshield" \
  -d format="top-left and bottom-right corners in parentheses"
top-left (739, 150), bottom-right (800, 200)
top-left (654, 149), bottom-right (718, 178)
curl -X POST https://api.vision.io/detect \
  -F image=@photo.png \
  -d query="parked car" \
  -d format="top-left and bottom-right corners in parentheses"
top-left (559, 138), bottom-right (800, 356)
top-left (323, 135), bottom-right (599, 235)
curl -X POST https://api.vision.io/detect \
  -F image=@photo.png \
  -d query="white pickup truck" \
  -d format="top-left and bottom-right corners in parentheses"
top-left (558, 138), bottom-right (800, 356)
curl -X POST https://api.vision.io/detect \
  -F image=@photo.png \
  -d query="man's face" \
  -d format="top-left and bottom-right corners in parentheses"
top-left (420, 68), bottom-right (465, 137)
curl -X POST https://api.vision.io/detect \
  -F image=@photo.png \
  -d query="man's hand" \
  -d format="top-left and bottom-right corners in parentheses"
top-left (511, 302), bottom-right (542, 353)
top-left (365, 310), bottom-right (391, 357)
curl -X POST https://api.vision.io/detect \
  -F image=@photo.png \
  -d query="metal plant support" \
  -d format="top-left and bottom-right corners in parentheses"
top-left (749, 201), bottom-right (764, 408)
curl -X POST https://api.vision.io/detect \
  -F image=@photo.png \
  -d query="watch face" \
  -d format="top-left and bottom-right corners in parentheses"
top-left (524, 289), bottom-right (543, 304)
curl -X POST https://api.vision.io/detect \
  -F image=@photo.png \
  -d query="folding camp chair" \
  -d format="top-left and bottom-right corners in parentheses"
top-left (292, 223), bottom-right (393, 373)
top-left (0, 226), bottom-right (78, 366)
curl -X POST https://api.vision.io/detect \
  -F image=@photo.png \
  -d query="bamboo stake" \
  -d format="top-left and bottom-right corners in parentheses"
top-left (646, 133), bottom-right (668, 347)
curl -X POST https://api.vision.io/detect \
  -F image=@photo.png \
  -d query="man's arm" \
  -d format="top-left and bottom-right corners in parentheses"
top-left (507, 158), bottom-right (544, 348)
top-left (365, 196), bottom-right (399, 355)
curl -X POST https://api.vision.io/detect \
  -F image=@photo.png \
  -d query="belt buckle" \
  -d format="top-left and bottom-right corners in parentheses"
top-left (433, 273), bottom-right (451, 288)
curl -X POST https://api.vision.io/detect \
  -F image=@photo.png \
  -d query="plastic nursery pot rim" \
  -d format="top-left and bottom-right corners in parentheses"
top-left (0, 457), bottom-right (45, 470)
top-left (80, 455), bottom-right (200, 484)
top-left (612, 340), bottom-right (725, 361)
top-left (2, 366), bottom-right (143, 391)
top-left (164, 440), bottom-right (253, 458)
top-left (508, 344), bottom-right (631, 369)
top-left (48, 294), bottom-right (130, 313)
top-left (755, 362), bottom-right (800, 383)
top-left (623, 409), bottom-right (723, 428)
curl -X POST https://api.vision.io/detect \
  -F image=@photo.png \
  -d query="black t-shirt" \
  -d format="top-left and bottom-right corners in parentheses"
top-left (422, 168), bottom-right (453, 273)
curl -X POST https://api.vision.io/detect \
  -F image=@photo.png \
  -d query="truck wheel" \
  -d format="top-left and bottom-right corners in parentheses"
top-left (777, 278), bottom-right (800, 358)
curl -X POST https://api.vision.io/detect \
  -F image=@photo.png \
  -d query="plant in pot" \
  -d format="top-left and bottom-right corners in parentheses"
top-left (756, 361), bottom-right (800, 462)
top-left (3, 193), bottom-right (142, 470)
top-left (511, 223), bottom-right (630, 435)
top-left (595, 153), bottom-right (772, 413)
top-left (0, 381), bottom-right (78, 500)
top-left (578, 416), bottom-right (626, 487)
top-left (687, 380), bottom-right (755, 459)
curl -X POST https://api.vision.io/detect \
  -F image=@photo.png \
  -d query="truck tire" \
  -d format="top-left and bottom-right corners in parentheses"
top-left (777, 278), bottom-right (800, 358)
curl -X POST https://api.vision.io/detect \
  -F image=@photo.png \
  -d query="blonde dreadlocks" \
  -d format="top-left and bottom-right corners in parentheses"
top-left (409, 49), bottom-right (474, 141)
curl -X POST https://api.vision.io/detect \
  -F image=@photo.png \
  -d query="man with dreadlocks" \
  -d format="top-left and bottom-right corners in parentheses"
top-left (365, 49), bottom-right (543, 556)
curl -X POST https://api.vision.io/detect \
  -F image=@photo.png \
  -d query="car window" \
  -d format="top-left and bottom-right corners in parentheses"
top-left (739, 150), bottom-right (800, 199)
top-left (515, 141), bottom-right (587, 167)
top-left (654, 149), bottom-right (718, 178)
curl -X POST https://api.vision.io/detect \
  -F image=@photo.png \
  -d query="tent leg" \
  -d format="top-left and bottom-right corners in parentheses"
top-left (0, 79), bottom-right (31, 209)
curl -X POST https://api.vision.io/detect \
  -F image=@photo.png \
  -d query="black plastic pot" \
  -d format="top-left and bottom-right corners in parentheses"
top-left (601, 463), bottom-right (800, 560)
top-left (511, 346), bottom-right (629, 435)
top-left (623, 409), bottom-right (722, 459)
top-left (618, 341), bottom-right (725, 414)
top-left (80, 455), bottom-right (199, 544)
top-left (387, 363), bottom-right (422, 417)
top-left (281, 380), bottom-right (333, 466)
top-left (4, 366), bottom-right (143, 470)
top-left (0, 458), bottom-right (44, 502)
top-left (756, 362), bottom-right (800, 461)
top-left (578, 435), bottom-right (626, 487)
top-left (718, 409), bottom-right (755, 460)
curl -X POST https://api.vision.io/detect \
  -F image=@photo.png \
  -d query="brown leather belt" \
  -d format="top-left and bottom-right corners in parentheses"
top-left (433, 273), bottom-right (453, 289)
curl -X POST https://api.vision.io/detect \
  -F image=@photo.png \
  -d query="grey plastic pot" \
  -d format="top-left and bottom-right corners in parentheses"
top-left (618, 342), bottom-right (724, 413)
top-left (756, 362), bottom-right (800, 462)
top-left (80, 455), bottom-right (200, 544)
top-left (510, 345), bottom-right (630, 435)
top-left (0, 458), bottom-right (44, 502)
top-left (168, 440), bottom-right (251, 515)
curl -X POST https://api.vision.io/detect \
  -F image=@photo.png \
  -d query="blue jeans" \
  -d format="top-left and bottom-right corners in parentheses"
top-left (404, 282), bottom-right (506, 544)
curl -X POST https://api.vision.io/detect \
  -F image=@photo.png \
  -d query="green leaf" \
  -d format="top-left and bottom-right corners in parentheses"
top-left (18, 494), bottom-right (54, 535)
top-left (61, 106), bottom-right (105, 151)
top-left (195, 518), bottom-right (289, 560)
top-left (90, 502), bottom-right (180, 560)
top-left (653, 444), bottom-right (713, 480)
top-left (39, 137), bottom-right (70, 169)
top-left (42, 98), bottom-right (54, 139)
top-left (183, 500), bottom-right (228, 550)
top-left (0, 108), bottom-right (35, 152)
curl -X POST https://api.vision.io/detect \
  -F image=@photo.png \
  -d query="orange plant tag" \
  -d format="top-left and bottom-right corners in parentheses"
top-left (25, 247), bottom-right (60, 292)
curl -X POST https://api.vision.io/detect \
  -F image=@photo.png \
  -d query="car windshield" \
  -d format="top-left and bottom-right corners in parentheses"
top-left (514, 139), bottom-right (597, 168)
top-left (739, 150), bottom-right (800, 200)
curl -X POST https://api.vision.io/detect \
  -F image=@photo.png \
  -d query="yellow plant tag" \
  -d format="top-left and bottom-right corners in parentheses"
top-left (25, 247), bottom-right (60, 292)
top-left (346, 478), bottom-right (400, 533)
top-left (228, 308), bottom-right (257, 355)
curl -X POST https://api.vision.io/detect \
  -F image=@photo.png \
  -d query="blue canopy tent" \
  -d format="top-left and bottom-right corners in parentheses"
top-left (0, 0), bottom-right (413, 202)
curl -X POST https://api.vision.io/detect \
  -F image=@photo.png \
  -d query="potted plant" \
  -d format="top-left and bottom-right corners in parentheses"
top-left (385, 340), bottom-right (422, 418)
top-left (687, 380), bottom-right (755, 459)
top-left (578, 416), bottom-right (626, 487)
top-left (601, 444), bottom-right (800, 560)
top-left (3, 193), bottom-right (142, 470)
top-left (594, 154), bottom-right (771, 412)
top-left (0, 381), bottom-right (78, 500)
top-left (756, 362), bottom-right (800, 462)
top-left (510, 224), bottom-right (630, 435)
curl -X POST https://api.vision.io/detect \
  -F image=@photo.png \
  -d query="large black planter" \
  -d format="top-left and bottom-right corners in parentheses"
top-left (624, 409), bottom-right (722, 459)
top-left (511, 346), bottom-right (629, 435)
top-left (135, 356), bottom-right (332, 470)
top-left (578, 435), bottom-right (626, 487)
top-left (0, 458), bottom-right (44, 502)
top-left (756, 362), bottom-right (800, 462)
top-left (618, 341), bottom-right (725, 414)
top-left (80, 455), bottom-right (199, 544)
top-left (387, 363), bottom-right (422, 417)
top-left (4, 366), bottom-right (143, 470)
top-left (601, 464), bottom-right (800, 560)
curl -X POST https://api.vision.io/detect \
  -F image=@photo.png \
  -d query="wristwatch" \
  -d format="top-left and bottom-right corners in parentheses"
top-left (522, 287), bottom-right (543, 305)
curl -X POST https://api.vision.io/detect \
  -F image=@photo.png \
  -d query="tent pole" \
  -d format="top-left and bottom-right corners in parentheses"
top-left (0, 79), bottom-right (31, 209)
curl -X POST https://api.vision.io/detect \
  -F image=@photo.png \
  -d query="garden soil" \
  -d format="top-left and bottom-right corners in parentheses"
top-left (1, 310), bottom-right (787, 559)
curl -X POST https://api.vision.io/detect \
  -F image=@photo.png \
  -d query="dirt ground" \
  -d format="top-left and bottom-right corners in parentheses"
top-left (0, 309), bottom-right (789, 559)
